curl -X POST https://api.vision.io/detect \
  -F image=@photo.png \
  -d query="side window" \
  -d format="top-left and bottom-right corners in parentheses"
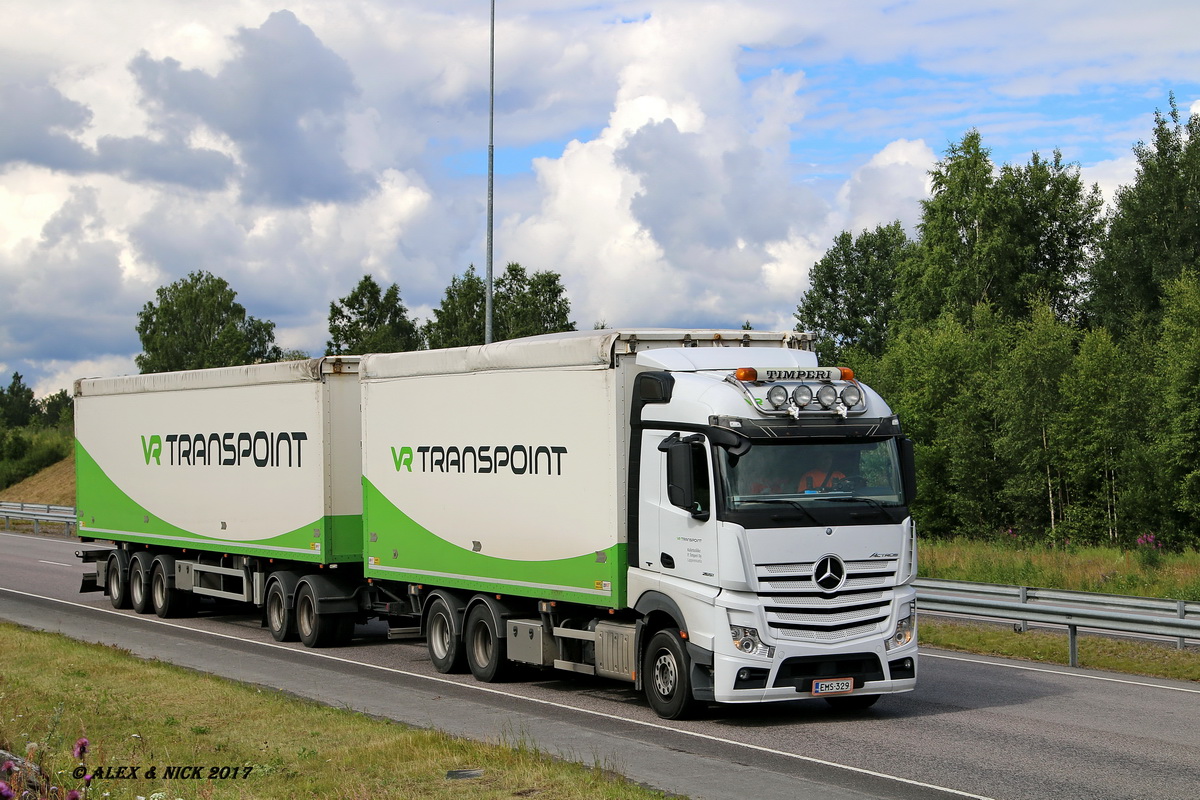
top-left (659, 433), bottom-right (710, 520)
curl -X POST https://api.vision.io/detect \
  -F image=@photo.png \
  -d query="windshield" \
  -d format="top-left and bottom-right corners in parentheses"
top-left (719, 438), bottom-right (907, 527)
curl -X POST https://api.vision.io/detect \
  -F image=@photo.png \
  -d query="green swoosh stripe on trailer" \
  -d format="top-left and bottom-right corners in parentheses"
top-left (74, 441), bottom-right (361, 562)
top-left (362, 477), bottom-right (626, 608)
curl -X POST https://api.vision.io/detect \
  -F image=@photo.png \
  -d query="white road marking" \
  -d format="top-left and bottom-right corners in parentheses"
top-left (37, 560), bottom-right (72, 567)
top-left (0, 585), bottom-right (994, 800)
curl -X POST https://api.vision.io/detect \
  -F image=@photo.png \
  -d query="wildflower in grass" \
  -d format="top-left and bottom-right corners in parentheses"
top-left (67, 790), bottom-right (81, 800)
top-left (0, 761), bottom-right (11, 775)
top-left (0, 780), bottom-right (13, 800)
top-left (73, 737), bottom-right (89, 759)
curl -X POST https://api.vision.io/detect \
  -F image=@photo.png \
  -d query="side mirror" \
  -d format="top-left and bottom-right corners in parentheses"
top-left (899, 437), bottom-right (918, 505)
top-left (658, 433), bottom-right (710, 520)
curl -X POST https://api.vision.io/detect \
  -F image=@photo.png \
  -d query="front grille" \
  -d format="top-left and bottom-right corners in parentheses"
top-left (756, 558), bottom-right (897, 644)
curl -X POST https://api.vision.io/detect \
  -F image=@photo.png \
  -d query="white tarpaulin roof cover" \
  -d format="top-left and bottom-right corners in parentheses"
top-left (361, 330), bottom-right (805, 379)
top-left (75, 357), bottom-right (360, 396)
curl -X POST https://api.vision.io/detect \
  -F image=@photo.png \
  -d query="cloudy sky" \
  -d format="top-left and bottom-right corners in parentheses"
top-left (2, 1), bottom-right (1198, 395)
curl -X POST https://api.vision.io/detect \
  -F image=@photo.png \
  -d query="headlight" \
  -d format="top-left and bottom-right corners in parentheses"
top-left (730, 626), bottom-right (775, 658)
top-left (792, 385), bottom-right (813, 407)
top-left (767, 385), bottom-right (789, 409)
top-left (816, 384), bottom-right (838, 408)
top-left (885, 602), bottom-right (917, 651)
top-left (840, 384), bottom-right (863, 408)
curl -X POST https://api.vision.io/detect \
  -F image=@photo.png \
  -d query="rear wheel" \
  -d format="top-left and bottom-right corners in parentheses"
top-left (642, 630), bottom-right (696, 720)
top-left (151, 561), bottom-right (191, 618)
top-left (464, 603), bottom-right (509, 682)
top-left (295, 583), bottom-right (347, 648)
top-left (425, 596), bottom-right (466, 673)
top-left (129, 554), bottom-right (153, 614)
top-left (107, 553), bottom-right (130, 609)
top-left (266, 581), bottom-right (298, 642)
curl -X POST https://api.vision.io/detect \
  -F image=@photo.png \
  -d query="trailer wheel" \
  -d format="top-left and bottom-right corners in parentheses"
top-left (295, 582), bottom-right (342, 648)
top-left (151, 561), bottom-right (191, 618)
top-left (425, 596), bottom-right (466, 673)
top-left (107, 552), bottom-right (131, 609)
top-left (265, 581), bottom-right (298, 642)
top-left (464, 603), bottom-right (509, 682)
top-left (129, 553), bottom-right (153, 614)
top-left (642, 630), bottom-right (696, 720)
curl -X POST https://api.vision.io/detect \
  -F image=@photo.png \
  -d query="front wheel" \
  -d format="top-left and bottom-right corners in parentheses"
top-left (642, 630), bottom-right (696, 720)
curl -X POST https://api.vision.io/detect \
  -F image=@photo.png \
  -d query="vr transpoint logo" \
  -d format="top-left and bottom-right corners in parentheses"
top-left (140, 431), bottom-right (309, 468)
top-left (391, 444), bottom-right (567, 476)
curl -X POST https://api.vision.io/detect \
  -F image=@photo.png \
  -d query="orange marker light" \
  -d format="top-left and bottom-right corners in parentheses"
top-left (735, 367), bottom-right (758, 382)
top-left (839, 367), bottom-right (855, 381)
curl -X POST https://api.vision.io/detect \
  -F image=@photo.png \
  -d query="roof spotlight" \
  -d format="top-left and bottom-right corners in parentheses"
top-left (767, 385), bottom-right (789, 409)
top-left (816, 384), bottom-right (838, 409)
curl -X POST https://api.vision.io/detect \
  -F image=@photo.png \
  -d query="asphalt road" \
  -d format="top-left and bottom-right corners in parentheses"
top-left (3, 530), bottom-right (1199, 800)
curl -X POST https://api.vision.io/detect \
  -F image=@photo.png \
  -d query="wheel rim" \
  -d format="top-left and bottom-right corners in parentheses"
top-left (152, 569), bottom-right (166, 608)
top-left (469, 618), bottom-right (494, 668)
top-left (110, 558), bottom-right (123, 596)
top-left (429, 610), bottom-right (451, 660)
top-left (652, 648), bottom-right (678, 698)
top-left (297, 593), bottom-right (315, 638)
top-left (131, 564), bottom-right (145, 603)
top-left (267, 589), bottom-right (285, 632)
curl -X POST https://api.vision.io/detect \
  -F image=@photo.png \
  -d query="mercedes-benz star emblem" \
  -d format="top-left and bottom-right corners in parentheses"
top-left (814, 555), bottom-right (847, 592)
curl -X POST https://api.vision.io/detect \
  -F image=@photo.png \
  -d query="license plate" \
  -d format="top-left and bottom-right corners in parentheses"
top-left (812, 677), bottom-right (854, 695)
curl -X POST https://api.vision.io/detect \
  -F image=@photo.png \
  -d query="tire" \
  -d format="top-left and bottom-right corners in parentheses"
top-left (425, 596), bottom-right (466, 674)
top-left (151, 561), bottom-right (192, 618)
top-left (107, 553), bottom-right (131, 609)
top-left (129, 553), bottom-right (153, 614)
top-left (464, 603), bottom-right (509, 682)
top-left (824, 694), bottom-right (880, 711)
top-left (295, 582), bottom-right (342, 648)
top-left (642, 630), bottom-right (696, 720)
top-left (266, 580), bottom-right (298, 642)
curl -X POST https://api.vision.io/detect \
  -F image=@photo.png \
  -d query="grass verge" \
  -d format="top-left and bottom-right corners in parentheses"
top-left (0, 622), bottom-right (673, 800)
top-left (920, 618), bottom-right (1200, 682)
top-left (920, 538), bottom-right (1200, 601)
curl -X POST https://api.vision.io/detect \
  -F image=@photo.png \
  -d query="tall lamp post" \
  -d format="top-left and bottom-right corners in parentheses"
top-left (484, 0), bottom-right (496, 344)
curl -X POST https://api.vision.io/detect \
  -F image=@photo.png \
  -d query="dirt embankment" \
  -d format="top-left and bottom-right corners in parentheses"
top-left (0, 454), bottom-right (75, 506)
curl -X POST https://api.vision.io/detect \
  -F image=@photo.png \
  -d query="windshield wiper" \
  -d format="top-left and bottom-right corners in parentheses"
top-left (810, 496), bottom-right (900, 519)
top-left (748, 498), bottom-right (822, 525)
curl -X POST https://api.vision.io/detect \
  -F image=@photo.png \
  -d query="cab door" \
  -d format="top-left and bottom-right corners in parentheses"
top-left (638, 429), bottom-right (719, 586)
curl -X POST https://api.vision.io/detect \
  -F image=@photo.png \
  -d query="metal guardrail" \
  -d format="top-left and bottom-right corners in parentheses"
top-left (0, 501), bottom-right (76, 535)
top-left (915, 577), bottom-right (1200, 666)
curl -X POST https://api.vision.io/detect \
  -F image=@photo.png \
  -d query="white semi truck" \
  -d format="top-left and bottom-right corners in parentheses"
top-left (76, 330), bottom-right (918, 719)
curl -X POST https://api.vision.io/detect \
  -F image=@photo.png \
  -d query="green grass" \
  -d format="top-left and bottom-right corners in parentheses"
top-left (919, 538), bottom-right (1200, 600)
top-left (0, 622), bottom-right (674, 800)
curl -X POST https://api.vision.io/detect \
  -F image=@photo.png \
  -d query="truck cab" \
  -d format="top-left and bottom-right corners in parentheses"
top-left (628, 341), bottom-right (918, 715)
